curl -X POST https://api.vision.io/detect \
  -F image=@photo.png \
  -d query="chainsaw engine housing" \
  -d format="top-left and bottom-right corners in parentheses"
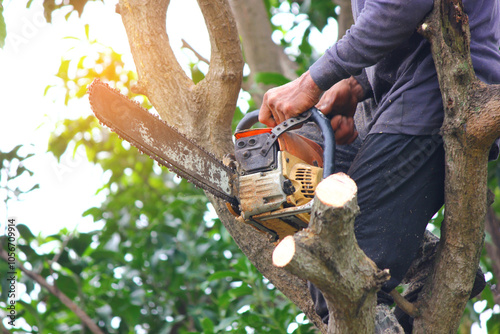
top-left (234, 129), bottom-right (324, 241)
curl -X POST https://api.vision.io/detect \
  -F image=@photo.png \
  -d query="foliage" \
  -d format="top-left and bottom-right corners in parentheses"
top-left (263, 0), bottom-right (338, 74)
top-left (31, 0), bottom-right (104, 22)
top-left (0, 145), bottom-right (39, 202)
top-left (0, 2), bottom-right (5, 48)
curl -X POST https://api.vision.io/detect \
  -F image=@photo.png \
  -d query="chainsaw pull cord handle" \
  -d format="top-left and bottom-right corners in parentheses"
top-left (235, 108), bottom-right (335, 179)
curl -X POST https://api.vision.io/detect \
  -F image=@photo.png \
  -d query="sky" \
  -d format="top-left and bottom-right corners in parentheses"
top-left (0, 0), bottom-right (211, 237)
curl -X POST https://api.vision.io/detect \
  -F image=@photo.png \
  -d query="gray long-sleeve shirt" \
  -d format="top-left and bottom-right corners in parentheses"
top-left (309, 0), bottom-right (500, 136)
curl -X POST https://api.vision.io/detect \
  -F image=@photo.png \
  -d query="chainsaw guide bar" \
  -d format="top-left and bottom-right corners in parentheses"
top-left (88, 79), bottom-right (239, 206)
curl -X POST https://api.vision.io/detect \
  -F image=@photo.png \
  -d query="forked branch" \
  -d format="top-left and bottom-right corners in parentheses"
top-left (117, 0), bottom-right (242, 154)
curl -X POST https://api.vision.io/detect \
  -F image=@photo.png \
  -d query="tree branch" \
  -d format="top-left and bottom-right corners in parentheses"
top-left (273, 173), bottom-right (390, 333)
top-left (0, 247), bottom-right (103, 334)
top-left (181, 39), bottom-right (210, 65)
top-left (228, 0), bottom-right (297, 105)
top-left (414, 0), bottom-right (500, 332)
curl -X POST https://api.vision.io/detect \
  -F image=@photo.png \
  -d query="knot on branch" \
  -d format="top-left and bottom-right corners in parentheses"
top-left (373, 269), bottom-right (391, 290)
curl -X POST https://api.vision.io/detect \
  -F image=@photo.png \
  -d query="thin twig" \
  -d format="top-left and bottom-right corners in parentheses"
top-left (0, 248), bottom-right (104, 334)
top-left (390, 289), bottom-right (420, 318)
top-left (181, 38), bottom-right (210, 64)
top-left (49, 233), bottom-right (72, 273)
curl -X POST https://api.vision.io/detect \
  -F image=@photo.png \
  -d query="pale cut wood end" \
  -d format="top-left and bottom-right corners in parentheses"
top-left (272, 236), bottom-right (295, 268)
top-left (315, 173), bottom-right (357, 208)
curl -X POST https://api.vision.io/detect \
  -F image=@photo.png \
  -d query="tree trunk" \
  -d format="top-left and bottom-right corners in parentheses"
top-left (413, 0), bottom-right (500, 332)
top-left (117, 0), bottom-right (242, 156)
top-left (335, 0), bottom-right (354, 39)
top-left (228, 0), bottom-right (297, 105)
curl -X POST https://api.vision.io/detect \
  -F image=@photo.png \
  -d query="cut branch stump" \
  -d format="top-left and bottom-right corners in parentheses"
top-left (273, 173), bottom-right (390, 334)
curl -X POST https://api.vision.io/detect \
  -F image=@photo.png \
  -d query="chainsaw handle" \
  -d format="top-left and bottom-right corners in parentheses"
top-left (235, 109), bottom-right (261, 132)
top-left (309, 108), bottom-right (335, 178)
top-left (236, 108), bottom-right (335, 178)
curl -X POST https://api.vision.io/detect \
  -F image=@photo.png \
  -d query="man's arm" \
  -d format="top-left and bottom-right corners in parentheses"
top-left (259, 1), bottom-right (433, 135)
top-left (310, 0), bottom-right (434, 90)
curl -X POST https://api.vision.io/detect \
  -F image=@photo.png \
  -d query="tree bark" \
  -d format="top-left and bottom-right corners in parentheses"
top-left (413, 0), bottom-right (500, 332)
top-left (334, 0), bottom-right (354, 39)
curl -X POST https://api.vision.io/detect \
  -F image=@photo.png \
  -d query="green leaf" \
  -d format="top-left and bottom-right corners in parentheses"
top-left (0, 4), bottom-right (6, 48)
top-left (254, 72), bottom-right (291, 86)
top-left (57, 59), bottom-right (71, 81)
top-left (54, 274), bottom-right (79, 299)
top-left (17, 224), bottom-right (36, 242)
top-left (487, 312), bottom-right (500, 333)
top-left (201, 318), bottom-right (214, 334)
top-left (27, 184), bottom-right (40, 193)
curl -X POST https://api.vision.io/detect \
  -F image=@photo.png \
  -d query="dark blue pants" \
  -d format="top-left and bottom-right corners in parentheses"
top-left (309, 132), bottom-right (445, 323)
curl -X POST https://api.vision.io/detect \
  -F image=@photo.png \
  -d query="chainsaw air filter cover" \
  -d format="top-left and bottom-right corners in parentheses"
top-left (234, 129), bottom-right (278, 175)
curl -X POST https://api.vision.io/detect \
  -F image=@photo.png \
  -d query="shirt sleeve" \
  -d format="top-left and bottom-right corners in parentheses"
top-left (353, 69), bottom-right (373, 101)
top-left (309, 0), bottom-right (434, 91)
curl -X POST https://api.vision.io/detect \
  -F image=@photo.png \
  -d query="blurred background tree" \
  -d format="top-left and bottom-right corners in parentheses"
top-left (0, 0), bottom-right (499, 333)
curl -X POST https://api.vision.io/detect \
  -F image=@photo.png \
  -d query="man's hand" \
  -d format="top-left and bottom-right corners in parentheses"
top-left (316, 77), bottom-right (364, 145)
top-left (259, 71), bottom-right (323, 127)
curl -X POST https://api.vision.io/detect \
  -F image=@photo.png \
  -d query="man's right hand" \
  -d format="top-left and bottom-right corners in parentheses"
top-left (315, 77), bottom-right (364, 145)
top-left (259, 71), bottom-right (323, 127)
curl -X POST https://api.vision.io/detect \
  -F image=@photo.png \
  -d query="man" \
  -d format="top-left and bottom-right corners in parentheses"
top-left (259, 0), bottom-right (500, 326)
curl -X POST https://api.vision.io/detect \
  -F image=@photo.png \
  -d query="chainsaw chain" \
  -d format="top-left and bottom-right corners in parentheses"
top-left (88, 79), bottom-right (238, 206)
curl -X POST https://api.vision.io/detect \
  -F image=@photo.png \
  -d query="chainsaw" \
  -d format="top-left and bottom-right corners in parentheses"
top-left (89, 79), bottom-right (335, 241)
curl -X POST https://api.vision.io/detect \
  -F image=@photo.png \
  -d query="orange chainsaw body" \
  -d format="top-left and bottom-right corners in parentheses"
top-left (233, 129), bottom-right (324, 241)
